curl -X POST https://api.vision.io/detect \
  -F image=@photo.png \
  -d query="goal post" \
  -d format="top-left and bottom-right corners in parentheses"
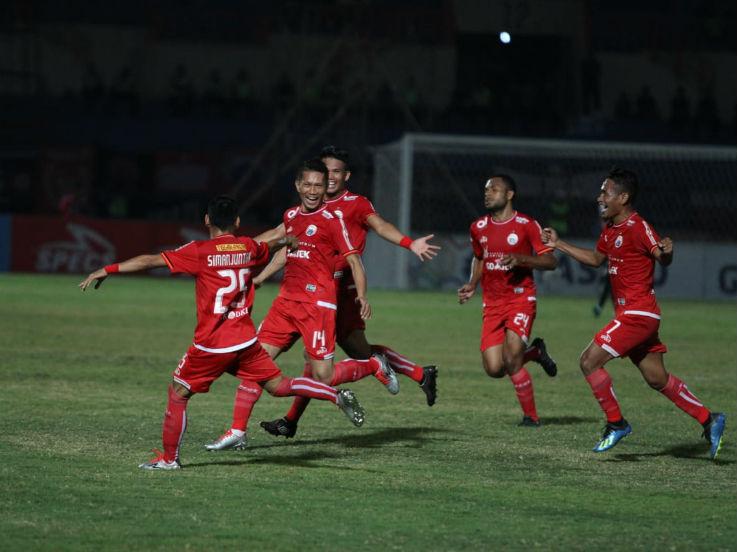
top-left (365, 132), bottom-right (737, 298)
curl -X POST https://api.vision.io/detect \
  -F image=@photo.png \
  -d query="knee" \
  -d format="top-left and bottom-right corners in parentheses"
top-left (578, 350), bottom-right (597, 376)
top-left (644, 373), bottom-right (668, 391)
top-left (312, 371), bottom-right (333, 384)
top-left (482, 361), bottom-right (505, 379)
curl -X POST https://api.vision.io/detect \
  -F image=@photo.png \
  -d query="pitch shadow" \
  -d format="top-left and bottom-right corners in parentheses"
top-left (540, 416), bottom-right (598, 426)
top-left (604, 441), bottom-right (732, 463)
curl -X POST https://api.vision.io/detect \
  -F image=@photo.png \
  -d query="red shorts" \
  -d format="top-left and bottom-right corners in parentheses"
top-left (336, 286), bottom-right (365, 343)
top-left (257, 296), bottom-right (337, 360)
top-left (480, 299), bottom-right (537, 351)
top-left (173, 340), bottom-right (281, 394)
top-left (594, 313), bottom-right (667, 365)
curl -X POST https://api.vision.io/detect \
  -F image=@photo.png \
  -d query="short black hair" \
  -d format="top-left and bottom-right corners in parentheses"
top-left (320, 145), bottom-right (350, 169)
top-left (296, 158), bottom-right (328, 182)
top-left (490, 174), bottom-right (517, 194)
top-left (607, 167), bottom-right (639, 204)
top-left (207, 195), bottom-right (238, 231)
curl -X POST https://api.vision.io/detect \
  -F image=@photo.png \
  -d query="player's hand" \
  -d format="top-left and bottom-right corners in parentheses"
top-left (457, 283), bottom-right (476, 304)
top-left (281, 235), bottom-right (299, 251)
top-left (252, 277), bottom-right (263, 289)
top-left (657, 237), bottom-right (673, 255)
top-left (79, 268), bottom-right (108, 291)
top-left (356, 296), bottom-right (372, 320)
top-left (410, 234), bottom-right (441, 262)
top-left (541, 227), bottom-right (559, 248)
top-left (500, 254), bottom-right (521, 269)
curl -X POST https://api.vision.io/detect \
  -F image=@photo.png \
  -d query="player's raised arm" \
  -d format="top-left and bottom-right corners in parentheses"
top-left (79, 254), bottom-right (167, 291)
top-left (366, 214), bottom-right (441, 262)
top-left (253, 246), bottom-right (287, 287)
top-left (458, 256), bottom-right (483, 304)
top-left (542, 227), bottom-right (606, 268)
top-left (344, 253), bottom-right (371, 320)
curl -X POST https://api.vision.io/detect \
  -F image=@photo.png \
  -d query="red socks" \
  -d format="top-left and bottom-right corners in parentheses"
top-left (162, 385), bottom-right (189, 462)
top-left (509, 368), bottom-right (538, 422)
top-left (330, 358), bottom-right (376, 385)
top-left (659, 373), bottom-right (711, 425)
top-left (273, 377), bottom-right (338, 403)
top-left (585, 368), bottom-right (623, 423)
top-left (231, 380), bottom-right (263, 431)
top-left (371, 344), bottom-right (424, 383)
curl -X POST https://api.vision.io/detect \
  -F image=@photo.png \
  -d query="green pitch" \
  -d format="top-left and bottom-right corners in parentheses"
top-left (1, 273), bottom-right (734, 551)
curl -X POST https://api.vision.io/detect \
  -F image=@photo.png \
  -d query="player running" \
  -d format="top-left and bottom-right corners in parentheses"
top-left (205, 158), bottom-right (383, 450)
top-left (542, 168), bottom-right (725, 458)
top-left (458, 175), bottom-right (558, 427)
top-left (253, 146), bottom-right (442, 440)
top-left (79, 195), bottom-right (365, 470)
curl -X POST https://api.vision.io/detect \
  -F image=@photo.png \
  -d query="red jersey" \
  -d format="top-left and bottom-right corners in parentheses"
top-left (470, 211), bottom-right (552, 306)
top-left (280, 203), bottom-right (359, 307)
top-left (161, 234), bottom-right (270, 352)
top-left (596, 212), bottom-right (661, 318)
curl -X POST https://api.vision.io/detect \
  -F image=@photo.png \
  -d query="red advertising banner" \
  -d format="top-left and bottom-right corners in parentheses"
top-left (10, 215), bottom-right (263, 274)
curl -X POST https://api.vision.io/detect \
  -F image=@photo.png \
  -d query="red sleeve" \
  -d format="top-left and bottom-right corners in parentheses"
top-left (470, 224), bottom-right (483, 259)
top-left (636, 219), bottom-right (661, 257)
top-left (529, 219), bottom-right (553, 255)
top-left (243, 237), bottom-right (270, 268)
top-left (330, 216), bottom-right (360, 257)
top-left (161, 241), bottom-right (200, 275)
top-left (357, 196), bottom-right (378, 226)
top-left (595, 231), bottom-right (607, 255)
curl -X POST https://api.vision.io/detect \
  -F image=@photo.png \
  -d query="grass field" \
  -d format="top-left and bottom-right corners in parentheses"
top-left (1, 272), bottom-right (735, 551)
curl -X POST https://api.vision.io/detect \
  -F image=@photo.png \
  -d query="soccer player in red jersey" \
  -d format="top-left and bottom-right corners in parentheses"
top-left (79, 195), bottom-right (366, 470)
top-left (205, 158), bottom-right (382, 448)
top-left (458, 175), bottom-right (558, 427)
top-left (253, 146), bottom-right (442, 440)
top-left (542, 168), bottom-right (725, 458)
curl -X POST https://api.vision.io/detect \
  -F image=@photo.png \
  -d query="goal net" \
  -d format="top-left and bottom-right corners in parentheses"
top-left (365, 133), bottom-right (737, 292)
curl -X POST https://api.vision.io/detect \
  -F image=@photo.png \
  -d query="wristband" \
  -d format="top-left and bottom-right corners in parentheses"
top-left (104, 263), bottom-right (120, 274)
top-left (399, 236), bottom-right (413, 249)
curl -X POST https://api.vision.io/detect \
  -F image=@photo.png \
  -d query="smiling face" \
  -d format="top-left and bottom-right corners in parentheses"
top-left (597, 178), bottom-right (628, 221)
top-left (295, 170), bottom-right (327, 212)
top-left (484, 177), bottom-right (513, 212)
top-left (322, 156), bottom-right (351, 197)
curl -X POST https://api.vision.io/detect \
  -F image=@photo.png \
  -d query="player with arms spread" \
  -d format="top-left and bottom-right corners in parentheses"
top-left (254, 146), bottom-right (442, 440)
top-left (79, 195), bottom-right (365, 469)
top-left (458, 175), bottom-right (558, 427)
top-left (542, 168), bottom-right (725, 458)
top-left (205, 158), bottom-right (378, 450)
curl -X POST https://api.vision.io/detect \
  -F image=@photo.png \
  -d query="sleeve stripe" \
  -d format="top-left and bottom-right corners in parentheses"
top-left (537, 246), bottom-right (554, 255)
top-left (342, 249), bottom-right (360, 258)
top-left (649, 244), bottom-right (660, 254)
top-left (160, 252), bottom-right (174, 270)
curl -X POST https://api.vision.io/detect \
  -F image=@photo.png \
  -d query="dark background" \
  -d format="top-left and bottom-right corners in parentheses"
top-left (1, 0), bottom-right (735, 236)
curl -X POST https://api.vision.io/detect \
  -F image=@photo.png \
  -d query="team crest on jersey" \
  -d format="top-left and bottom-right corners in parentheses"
top-left (614, 235), bottom-right (623, 248)
top-left (287, 209), bottom-right (299, 220)
top-left (476, 218), bottom-right (488, 229)
top-left (306, 224), bottom-right (318, 237)
top-left (507, 232), bottom-right (519, 245)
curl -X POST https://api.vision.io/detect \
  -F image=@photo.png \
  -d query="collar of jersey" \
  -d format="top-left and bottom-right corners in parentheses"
top-left (298, 203), bottom-right (327, 216)
top-left (325, 190), bottom-right (349, 204)
top-left (214, 233), bottom-right (235, 238)
top-left (611, 211), bottom-right (638, 228)
top-left (489, 211), bottom-right (517, 225)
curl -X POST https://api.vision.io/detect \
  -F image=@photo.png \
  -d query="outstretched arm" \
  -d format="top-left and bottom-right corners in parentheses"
top-left (254, 223), bottom-right (286, 244)
top-left (79, 254), bottom-right (167, 291)
top-left (366, 214), bottom-right (440, 261)
top-left (458, 256), bottom-right (483, 304)
top-left (542, 227), bottom-right (606, 268)
top-left (344, 253), bottom-right (371, 320)
top-left (253, 246), bottom-right (287, 287)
